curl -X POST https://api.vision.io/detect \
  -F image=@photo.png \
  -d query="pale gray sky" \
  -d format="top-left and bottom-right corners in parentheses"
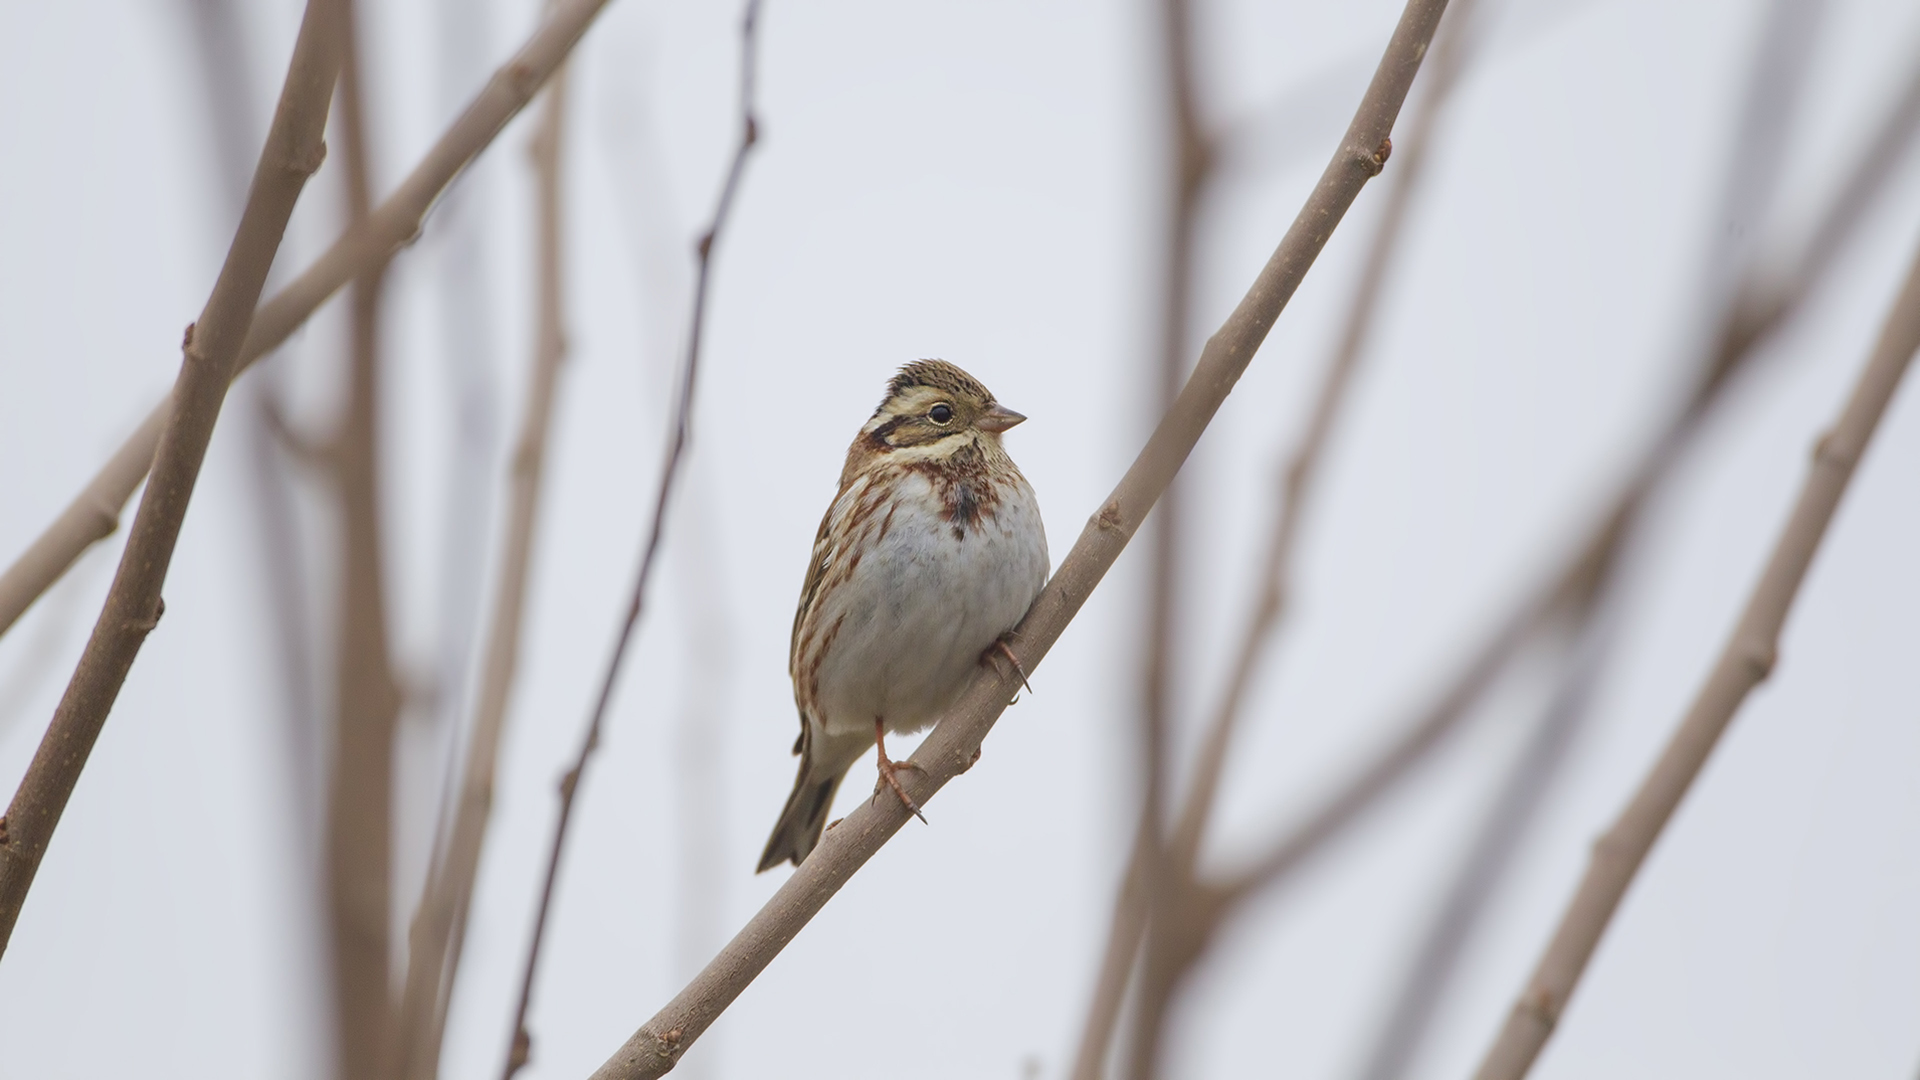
top-left (1, 1), bottom-right (1918, 1078)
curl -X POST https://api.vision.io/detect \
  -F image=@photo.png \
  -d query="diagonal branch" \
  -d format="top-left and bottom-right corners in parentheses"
top-left (1216, 14), bottom-right (1920, 914)
top-left (500, 2), bottom-right (764, 1076)
top-left (1076, 12), bottom-right (1920, 1079)
top-left (0, 0), bottom-right (627, 645)
top-left (586, 2), bottom-right (1448, 1077)
top-left (0, 414), bottom-right (167, 640)
top-left (0, 0), bottom-right (346, 958)
top-left (1470, 229), bottom-right (1920, 1080)
top-left (1172, 0), bottom-right (1482, 888)
top-left (1074, 6), bottom-right (1482, 1078)
top-left (1349, 5), bottom-right (1833, 1073)
top-left (392, 39), bottom-right (574, 1080)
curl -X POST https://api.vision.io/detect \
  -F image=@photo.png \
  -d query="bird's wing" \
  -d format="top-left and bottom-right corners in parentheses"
top-left (789, 472), bottom-right (869, 681)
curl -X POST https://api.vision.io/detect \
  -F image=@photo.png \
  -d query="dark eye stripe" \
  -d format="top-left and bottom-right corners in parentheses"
top-left (867, 415), bottom-right (909, 449)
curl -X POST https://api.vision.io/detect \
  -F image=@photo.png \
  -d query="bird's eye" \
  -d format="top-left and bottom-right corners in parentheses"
top-left (928, 403), bottom-right (954, 425)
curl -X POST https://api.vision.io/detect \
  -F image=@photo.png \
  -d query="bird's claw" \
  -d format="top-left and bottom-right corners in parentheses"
top-left (872, 760), bottom-right (928, 824)
top-left (982, 635), bottom-right (1034, 697)
top-left (871, 717), bottom-right (928, 824)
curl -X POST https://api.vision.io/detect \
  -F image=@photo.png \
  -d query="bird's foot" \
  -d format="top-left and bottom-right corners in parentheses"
top-left (981, 633), bottom-right (1034, 698)
top-left (872, 759), bottom-right (928, 824)
top-left (870, 718), bottom-right (928, 824)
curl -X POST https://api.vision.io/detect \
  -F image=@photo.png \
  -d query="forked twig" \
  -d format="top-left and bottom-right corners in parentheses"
top-left (1073, 3), bottom-right (1484, 1075)
top-left (497, 3), bottom-right (764, 1076)
top-left (586, 2), bottom-right (1448, 1076)
top-left (0, 0), bottom-right (345, 957)
top-left (0, 0), bottom-right (627, 645)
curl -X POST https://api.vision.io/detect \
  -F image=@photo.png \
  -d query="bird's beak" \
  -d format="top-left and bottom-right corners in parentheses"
top-left (976, 403), bottom-right (1027, 433)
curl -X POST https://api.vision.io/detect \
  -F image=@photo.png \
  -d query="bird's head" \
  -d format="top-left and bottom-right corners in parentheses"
top-left (859, 359), bottom-right (1026, 454)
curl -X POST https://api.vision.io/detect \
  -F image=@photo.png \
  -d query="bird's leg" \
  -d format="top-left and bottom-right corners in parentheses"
top-left (871, 716), bottom-right (928, 824)
top-left (981, 631), bottom-right (1034, 697)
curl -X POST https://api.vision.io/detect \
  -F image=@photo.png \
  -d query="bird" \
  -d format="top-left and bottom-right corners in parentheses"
top-left (757, 360), bottom-right (1049, 872)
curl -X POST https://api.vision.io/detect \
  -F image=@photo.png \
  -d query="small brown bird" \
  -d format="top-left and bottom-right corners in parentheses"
top-left (757, 360), bottom-right (1049, 871)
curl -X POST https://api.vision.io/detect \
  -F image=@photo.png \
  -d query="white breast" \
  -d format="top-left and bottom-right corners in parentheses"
top-left (807, 470), bottom-right (1047, 740)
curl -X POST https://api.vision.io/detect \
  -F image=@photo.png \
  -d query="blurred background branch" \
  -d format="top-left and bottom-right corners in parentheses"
top-left (1348, 4), bottom-right (1830, 1075)
top-left (502, 1), bottom-right (764, 1075)
top-left (1090, 3), bottom-right (1485, 1077)
top-left (4, 2), bottom-right (1920, 1077)
top-left (0, 0), bottom-right (622, 648)
top-left (393, 34), bottom-right (572, 1080)
top-left (0, 0), bottom-right (345, 958)
top-left (1472, 193), bottom-right (1920, 1080)
top-left (319, 5), bottom-right (405, 1075)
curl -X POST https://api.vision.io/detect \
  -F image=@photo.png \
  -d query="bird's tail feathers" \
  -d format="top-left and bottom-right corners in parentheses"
top-left (756, 747), bottom-right (847, 872)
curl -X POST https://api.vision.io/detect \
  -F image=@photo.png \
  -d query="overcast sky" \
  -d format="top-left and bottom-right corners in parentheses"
top-left (2, 1), bottom-right (1919, 1078)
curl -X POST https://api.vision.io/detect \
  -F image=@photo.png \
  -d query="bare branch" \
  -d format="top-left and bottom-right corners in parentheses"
top-left (586, 3), bottom-right (1448, 1076)
top-left (1471, 229), bottom-right (1920, 1080)
top-left (1068, 817), bottom-right (1152, 1080)
top-left (1152, 59), bottom-right (1920, 1030)
top-left (1352, 619), bottom-right (1607, 1080)
top-left (1133, 1), bottom-right (1210, 1070)
top-left (0, 411), bottom-right (165, 639)
top-left (1075, 7), bottom-right (1488, 1077)
top-left (1174, 0), bottom-right (1482, 883)
top-left (1083, 7), bottom-right (1916, 1078)
top-left (500, 2), bottom-right (764, 1076)
top-left (0, 0), bottom-right (625, 645)
top-left (392, 41), bottom-right (574, 1080)
top-left (1353, 6), bottom-right (1831, 1073)
top-left (1717, 38), bottom-right (1920, 384)
top-left (324, 7), bottom-right (405, 1076)
top-left (407, 10), bottom-right (511, 1071)
top-left (0, 0), bottom-right (345, 957)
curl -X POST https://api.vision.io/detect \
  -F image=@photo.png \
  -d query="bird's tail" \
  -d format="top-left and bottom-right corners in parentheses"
top-left (756, 750), bottom-right (847, 872)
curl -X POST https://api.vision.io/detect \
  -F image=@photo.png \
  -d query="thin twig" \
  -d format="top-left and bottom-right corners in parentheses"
top-left (0, 0), bottom-right (266, 643)
top-left (392, 43), bottom-right (574, 1080)
top-left (0, 0), bottom-right (625, 645)
top-left (586, 3), bottom-right (1443, 1076)
top-left (1067, 818), bottom-right (1152, 1080)
top-left (498, 3), bottom-right (764, 1076)
top-left (325, 6), bottom-right (405, 1075)
top-left (0, 0), bottom-right (345, 957)
top-left (174, 4), bottom-right (334, 1050)
top-left (1137, 0), bottom-right (1211, 1033)
top-left (409, 6), bottom-right (510, 1069)
top-left (0, 414), bottom-right (163, 639)
top-left (0, 555), bottom-right (103, 745)
top-left (1469, 234), bottom-right (1920, 1080)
